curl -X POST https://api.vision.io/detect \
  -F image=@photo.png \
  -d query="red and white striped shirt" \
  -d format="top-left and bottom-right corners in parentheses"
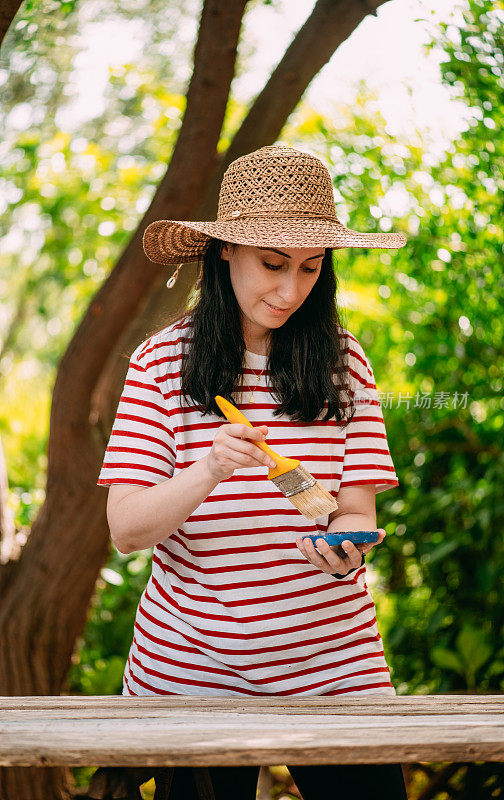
top-left (98, 314), bottom-right (399, 697)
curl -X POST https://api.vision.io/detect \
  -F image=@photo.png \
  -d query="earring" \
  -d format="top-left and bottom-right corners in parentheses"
top-left (194, 265), bottom-right (203, 292)
top-left (166, 263), bottom-right (183, 289)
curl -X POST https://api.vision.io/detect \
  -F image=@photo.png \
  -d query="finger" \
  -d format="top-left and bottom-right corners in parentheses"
top-left (361, 528), bottom-right (386, 555)
top-left (228, 448), bottom-right (274, 469)
top-left (297, 538), bottom-right (353, 574)
top-left (231, 426), bottom-right (272, 461)
top-left (337, 539), bottom-right (363, 570)
top-left (296, 537), bottom-right (307, 557)
top-left (296, 536), bottom-right (319, 564)
top-left (237, 424), bottom-right (267, 442)
top-left (302, 537), bottom-right (350, 574)
top-left (312, 538), bottom-right (354, 573)
top-left (222, 449), bottom-right (261, 468)
top-left (300, 537), bottom-right (330, 571)
top-left (225, 435), bottom-right (275, 468)
top-left (220, 424), bottom-right (265, 444)
top-left (225, 435), bottom-right (263, 458)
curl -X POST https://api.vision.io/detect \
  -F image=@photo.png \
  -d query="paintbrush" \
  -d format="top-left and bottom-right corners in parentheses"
top-left (215, 395), bottom-right (338, 520)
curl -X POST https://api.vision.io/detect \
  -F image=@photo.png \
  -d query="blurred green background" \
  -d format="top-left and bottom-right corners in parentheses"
top-left (1, 0), bottom-right (503, 708)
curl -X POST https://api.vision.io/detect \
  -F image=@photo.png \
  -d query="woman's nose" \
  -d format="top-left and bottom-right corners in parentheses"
top-left (277, 274), bottom-right (300, 304)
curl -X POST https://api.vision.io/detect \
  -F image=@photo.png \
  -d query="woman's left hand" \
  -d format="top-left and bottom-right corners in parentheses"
top-left (295, 529), bottom-right (386, 575)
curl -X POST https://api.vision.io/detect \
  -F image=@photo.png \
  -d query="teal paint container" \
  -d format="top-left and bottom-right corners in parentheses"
top-left (305, 530), bottom-right (379, 549)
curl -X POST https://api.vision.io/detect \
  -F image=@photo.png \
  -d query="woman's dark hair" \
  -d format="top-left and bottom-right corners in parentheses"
top-left (151, 238), bottom-right (356, 425)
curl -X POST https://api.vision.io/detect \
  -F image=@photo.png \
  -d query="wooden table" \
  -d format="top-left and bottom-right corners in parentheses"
top-left (1, 695), bottom-right (503, 768)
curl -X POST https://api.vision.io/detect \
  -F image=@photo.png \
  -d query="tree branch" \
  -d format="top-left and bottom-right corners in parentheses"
top-left (0, 436), bottom-right (17, 565)
top-left (115, 0), bottom-right (392, 361)
top-left (0, 0), bottom-right (250, 680)
top-left (198, 0), bottom-right (390, 218)
top-left (48, 0), bottom-right (249, 478)
top-left (0, 0), bottom-right (22, 48)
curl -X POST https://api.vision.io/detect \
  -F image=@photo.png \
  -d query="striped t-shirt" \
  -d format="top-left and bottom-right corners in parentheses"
top-left (97, 314), bottom-right (399, 697)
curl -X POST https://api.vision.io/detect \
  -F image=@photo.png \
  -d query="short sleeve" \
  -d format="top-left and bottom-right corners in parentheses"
top-left (339, 334), bottom-right (399, 494)
top-left (97, 349), bottom-right (176, 488)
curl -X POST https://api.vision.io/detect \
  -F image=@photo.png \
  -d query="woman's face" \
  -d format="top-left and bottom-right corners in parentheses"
top-left (220, 243), bottom-right (324, 349)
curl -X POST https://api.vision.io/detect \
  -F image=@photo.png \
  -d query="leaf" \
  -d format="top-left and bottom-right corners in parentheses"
top-left (80, 656), bottom-right (125, 695)
top-left (431, 647), bottom-right (464, 675)
top-left (456, 624), bottom-right (492, 674)
top-left (426, 539), bottom-right (460, 564)
top-left (486, 661), bottom-right (504, 678)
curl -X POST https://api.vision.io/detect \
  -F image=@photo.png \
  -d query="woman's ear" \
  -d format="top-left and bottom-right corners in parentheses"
top-left (220, 241), bottom-right (232, 262)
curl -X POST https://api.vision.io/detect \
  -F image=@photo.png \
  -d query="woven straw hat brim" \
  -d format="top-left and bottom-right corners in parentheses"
top-left (143, 218), bottom-right (407, 266)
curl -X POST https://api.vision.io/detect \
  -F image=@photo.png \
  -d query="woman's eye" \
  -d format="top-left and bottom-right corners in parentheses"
top-left (263, 262), bottom-right (317, 274)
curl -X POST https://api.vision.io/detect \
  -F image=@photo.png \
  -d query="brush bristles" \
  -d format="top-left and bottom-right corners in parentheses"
top-left (271, 465), bottom-right (338, 520)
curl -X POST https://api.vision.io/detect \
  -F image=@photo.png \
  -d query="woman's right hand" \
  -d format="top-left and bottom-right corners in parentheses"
top-left (204, 423), bottom-right (277, 482)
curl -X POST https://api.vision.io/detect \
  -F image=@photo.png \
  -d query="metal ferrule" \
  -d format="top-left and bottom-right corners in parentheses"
top-left (273, 466), bottom-right (316, 497)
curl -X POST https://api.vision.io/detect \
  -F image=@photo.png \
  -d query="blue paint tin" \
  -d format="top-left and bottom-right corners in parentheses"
top-left (304, 530), bottom-right (379, 548)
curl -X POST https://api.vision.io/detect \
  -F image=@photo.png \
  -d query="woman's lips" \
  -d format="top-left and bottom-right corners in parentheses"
top-left (263, 300), bottom-right (290, 315)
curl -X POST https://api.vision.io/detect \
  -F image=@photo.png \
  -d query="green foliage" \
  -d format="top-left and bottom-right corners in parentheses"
top-left (431, 623), bottom-right (502, 690)
top-left (1, 0), bottom-right (503, 702)
top-left (382, 0), bottom-right (504, 694)
top-left (280, 0), bottom-right (504, 694)
top-left (67, 548), bottom-right (152, 695)
top-left (0, 0), bottom-right (194, 515)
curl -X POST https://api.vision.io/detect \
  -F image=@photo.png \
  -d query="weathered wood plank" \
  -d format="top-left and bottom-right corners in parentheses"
top-left (4, 704), bottom-right (504, 722)
top-left (1, 728), bottom-right (503, 766)
top-left (0, 695), bottom-right (502, 715)
top-left (0, 696), bottom-right (503, 767)
top-left (4, 713), bottom-right (504, 733)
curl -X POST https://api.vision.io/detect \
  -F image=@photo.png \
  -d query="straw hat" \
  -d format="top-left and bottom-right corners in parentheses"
top-left (142, 144), bottom-right (406, 283)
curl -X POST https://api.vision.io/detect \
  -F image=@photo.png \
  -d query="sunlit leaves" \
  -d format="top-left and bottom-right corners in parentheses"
top-left (1, 0), bottom-right (503, 700)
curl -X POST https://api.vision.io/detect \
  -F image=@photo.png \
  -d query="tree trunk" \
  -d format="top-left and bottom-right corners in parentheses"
top-left (0, 435), bottom-right (18, 564)
top-left (0, 0), bottom-right (22, 47)
top-left (0, 0), bottom-right (391, 797)
top-left (198, 0), bottom-right (386, 218)
top-left (116, 0), bottom-right (389, 364)
top-left (0, 2), bottom-right (247, 797)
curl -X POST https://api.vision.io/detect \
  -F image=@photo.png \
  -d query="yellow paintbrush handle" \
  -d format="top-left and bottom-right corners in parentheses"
top-left (215, 395), bottom-right (300, 479)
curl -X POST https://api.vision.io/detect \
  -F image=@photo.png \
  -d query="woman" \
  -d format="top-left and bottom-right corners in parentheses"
top-left (97, 145), bottom-right (408, 799)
